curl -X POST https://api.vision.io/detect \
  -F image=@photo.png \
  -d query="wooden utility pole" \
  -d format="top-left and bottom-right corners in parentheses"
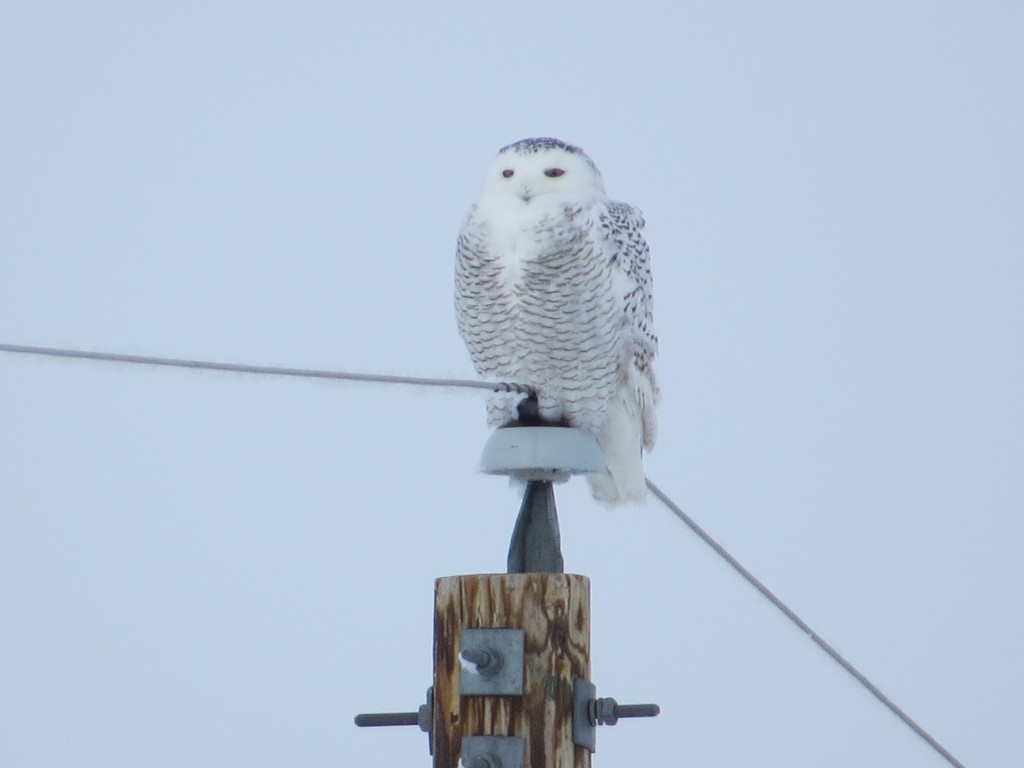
top-left (433, 573), bottom-right (591, 768)
top-left (355, 425), bottom-right (658, 767)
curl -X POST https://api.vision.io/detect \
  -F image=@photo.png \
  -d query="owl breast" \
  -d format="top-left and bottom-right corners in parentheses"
top-left (456, 202), bottom-right (623, 432)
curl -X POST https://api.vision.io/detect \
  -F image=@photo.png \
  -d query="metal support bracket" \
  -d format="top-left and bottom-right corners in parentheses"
top-left (507, 480), bottom-right (564, 574)
top-left (573, 678), bottom-right (598, 751)
top-left (460, 628), bottom-right (525, 696)
top-left (461, 735), bottom-right (525, 768)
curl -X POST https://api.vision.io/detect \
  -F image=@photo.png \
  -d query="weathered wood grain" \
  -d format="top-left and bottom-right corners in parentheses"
top-left (434, 574), bottom-right (591, 768)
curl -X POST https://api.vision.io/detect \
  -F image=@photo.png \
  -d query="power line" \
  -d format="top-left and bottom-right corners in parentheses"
top-left (646, 478), bottom-right (966, 768)
top-left (0, 343), bottom-right (533, 395)
top-left (0, 340), bottom-right (966, 766)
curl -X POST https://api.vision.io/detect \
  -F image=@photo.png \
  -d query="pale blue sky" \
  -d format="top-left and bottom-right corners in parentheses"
top-left (1, 2), bottom-right (1021, 766)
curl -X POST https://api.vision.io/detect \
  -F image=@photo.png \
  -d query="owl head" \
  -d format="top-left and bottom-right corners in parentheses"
top-left (480, 137), bottom-right (606, 207)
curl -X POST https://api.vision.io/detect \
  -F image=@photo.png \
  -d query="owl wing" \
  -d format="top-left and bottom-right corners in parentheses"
top-left (601, 200), bottom-right (659, 448)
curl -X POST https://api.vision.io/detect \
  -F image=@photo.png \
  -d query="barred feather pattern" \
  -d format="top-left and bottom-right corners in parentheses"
top-left (456, 204), bottom-right (615, 427)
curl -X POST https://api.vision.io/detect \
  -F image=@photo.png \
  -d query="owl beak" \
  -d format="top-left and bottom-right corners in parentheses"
top-left (519, 186), bottom-right (533, 203)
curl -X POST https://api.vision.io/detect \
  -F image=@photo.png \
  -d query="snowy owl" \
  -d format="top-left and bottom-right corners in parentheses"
top-left (455, 137), bottom-right (658, 505)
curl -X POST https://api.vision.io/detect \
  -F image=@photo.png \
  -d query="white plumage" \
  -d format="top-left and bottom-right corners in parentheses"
top-left (455, 138), bottom-right (658, 505)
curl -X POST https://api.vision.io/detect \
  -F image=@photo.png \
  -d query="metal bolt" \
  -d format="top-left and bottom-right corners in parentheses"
top-left (354, 711), bottom-right (420, 727)
top-left (461, 647), bottom-right (504, 677)
top-left (355, 687), bottom-right (433, 733)
top-left (588, 697), bottom-right (660, 727)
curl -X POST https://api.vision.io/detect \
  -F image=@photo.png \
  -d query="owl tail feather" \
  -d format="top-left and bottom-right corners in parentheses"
top-left (587, 384), bottom-right (652, 507)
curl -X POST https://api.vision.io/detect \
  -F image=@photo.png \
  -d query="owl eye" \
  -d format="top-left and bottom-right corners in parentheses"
top-left (502, 169), bottom-right (514, 178)
top-left (544, 168), bottom-right (565, 178)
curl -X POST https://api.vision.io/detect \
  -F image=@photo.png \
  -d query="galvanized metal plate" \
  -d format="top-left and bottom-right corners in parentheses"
top-left (460, 735), bottom-right (525, 768)
top-left (459, 628), bottom-right (525, 696)
top-left (573, 677), bottom-right (597, 752)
